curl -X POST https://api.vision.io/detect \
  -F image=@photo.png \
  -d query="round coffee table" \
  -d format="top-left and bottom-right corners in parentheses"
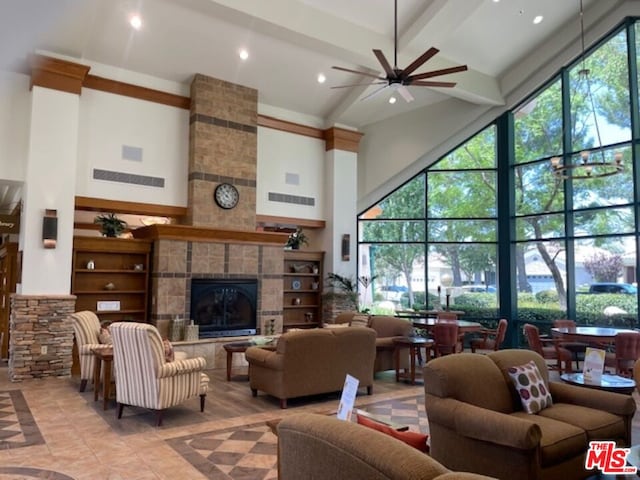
top-left (393, 336), bottom-right (434, 385)
top-left (560, 372), bottom-right (636, 395)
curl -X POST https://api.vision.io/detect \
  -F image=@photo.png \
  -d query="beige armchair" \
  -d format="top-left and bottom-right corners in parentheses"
top-left (70, 311), bottom-right (105, 391)
top-left (109, 322), bottom-right (210, 426)
top-left (278, 413), bottom-right (497, 480)
top-left (423, 349), bottom-right (635, 480)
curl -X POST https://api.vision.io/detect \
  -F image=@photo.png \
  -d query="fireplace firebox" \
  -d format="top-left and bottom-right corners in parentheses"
top-left (190, 279), bottom-right (257, 338)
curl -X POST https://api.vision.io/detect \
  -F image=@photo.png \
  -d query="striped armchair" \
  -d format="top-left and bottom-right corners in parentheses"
top-left (70, 311), bottom-right (105, 392)
top-left (109, 322), bottom-right (210, 426)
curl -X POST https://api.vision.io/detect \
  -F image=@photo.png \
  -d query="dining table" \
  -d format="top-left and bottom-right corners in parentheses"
top-left (551, 326), bottom-right (637, 345)
top-left (395, 309), bottom-right (466, 318)
top-left (410, 317), bottom-right (483, 334)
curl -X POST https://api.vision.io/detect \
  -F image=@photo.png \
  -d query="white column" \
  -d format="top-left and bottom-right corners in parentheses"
top-left (19, 85), bottom-right (80, 294)
top-left (322, 147), bottom-right (357, 280)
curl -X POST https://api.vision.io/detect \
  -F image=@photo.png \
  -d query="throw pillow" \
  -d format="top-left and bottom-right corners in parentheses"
top-left (98, 327), bottom-right (112, 345)
top-left (163, 339), bottom-right (175, 362)
top-left (356, 414), bottom-right (429, 453)
top-left (349, 314), bottom-right (370, 328)
top-left (507, 360), bottom-right (552, 414)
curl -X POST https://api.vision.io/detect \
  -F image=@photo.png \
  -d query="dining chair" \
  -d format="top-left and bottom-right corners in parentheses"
top-left (604, 331), bottom-right (640, 377)
top-left (522, 323), bottom-right (573, 374)
top-left (552, 319), bottom-right (588, 370)
top-left (436, 312), bottom-right (458, 322)
top-left (470, 318), bottom-right (508, 353)
top-left (432, 322), bottom-right (461, 357)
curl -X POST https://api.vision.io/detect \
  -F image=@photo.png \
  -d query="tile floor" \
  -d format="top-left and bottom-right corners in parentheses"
top-left (0, 363), bottom-right (422, 480)
top-left (0, 361), bottom-right (639, 480)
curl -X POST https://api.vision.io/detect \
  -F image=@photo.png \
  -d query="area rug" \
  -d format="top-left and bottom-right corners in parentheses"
top-left (166, 393), bottom-right (428, 480)
top-left (0, 390), bottom-right (45, 450)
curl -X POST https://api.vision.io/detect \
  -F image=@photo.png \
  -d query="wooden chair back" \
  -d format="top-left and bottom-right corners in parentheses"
top-left (433, 322), bottom-right (460, 357)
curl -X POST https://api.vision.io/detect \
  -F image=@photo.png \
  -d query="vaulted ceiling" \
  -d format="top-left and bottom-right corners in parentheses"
top-left (0, 0), bottom-right (625, 215)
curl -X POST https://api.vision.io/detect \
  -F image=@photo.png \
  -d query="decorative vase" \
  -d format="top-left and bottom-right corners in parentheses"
top-left (170, 317), bottom-right (185, 342)
top-left (184, 323), bottom-right (199, 342)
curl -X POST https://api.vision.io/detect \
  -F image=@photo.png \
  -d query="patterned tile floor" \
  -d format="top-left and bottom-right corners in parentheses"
top-left (0, 361), bottom-right (638, 479)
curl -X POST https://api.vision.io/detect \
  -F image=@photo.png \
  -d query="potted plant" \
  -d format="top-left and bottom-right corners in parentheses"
top-left (285, 228), bottom-right (308, 250)
top-left (94, 213), bottom-right (127, 238)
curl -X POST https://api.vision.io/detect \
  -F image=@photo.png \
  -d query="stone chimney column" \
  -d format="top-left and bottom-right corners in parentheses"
top-left (188, 74), bottom-right (257, 230)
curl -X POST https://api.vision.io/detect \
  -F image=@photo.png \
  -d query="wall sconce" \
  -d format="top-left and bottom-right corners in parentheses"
top-left (42, 209), bottom-right (57, 249)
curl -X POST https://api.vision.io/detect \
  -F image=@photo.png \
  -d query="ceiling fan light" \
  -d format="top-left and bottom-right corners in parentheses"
top-left (317, 73), bottom-right (326, 84)
top-left (388, 96), bottom-right (397, 104)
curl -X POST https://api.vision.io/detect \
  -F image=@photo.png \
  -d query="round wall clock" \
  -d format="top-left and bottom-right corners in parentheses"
top-left (214, 183), bottom-right (239, 209)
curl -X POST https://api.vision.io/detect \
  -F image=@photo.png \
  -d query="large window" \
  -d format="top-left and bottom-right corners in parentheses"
top-left (358, 19), bottom-right (640, 336)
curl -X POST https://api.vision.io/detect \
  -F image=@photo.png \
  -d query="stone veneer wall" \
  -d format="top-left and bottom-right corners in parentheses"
top-left (151, 239), bottom-right (284, 337)
top-left (187, 74), bottom-right (257, 230)
top-left (9, 295), bottom-right (75, 382)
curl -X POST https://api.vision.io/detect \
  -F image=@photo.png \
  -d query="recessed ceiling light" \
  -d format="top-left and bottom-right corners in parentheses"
top-left (129, 14), bottom-right (142, 30)
top-left (239, 49), bottom-right (249, 61)
top-left (492, 0), bottom-right (499, 3)
top-left (317, 73), bottom-right (326, 84)
top-left (533, 15), bottom-right (544, 25)
top-left (388, 96), bottom-right (397, 104)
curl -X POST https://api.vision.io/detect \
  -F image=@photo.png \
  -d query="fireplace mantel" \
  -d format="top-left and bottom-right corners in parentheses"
top-left (132, 224), bottom-right (287, 245)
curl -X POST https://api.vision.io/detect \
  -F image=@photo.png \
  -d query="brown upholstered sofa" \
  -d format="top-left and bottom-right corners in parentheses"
top-left (423, 349), bottom-right (636, 480)
top-left (245, 327), bottom-right (376, 408)
top-left (277, 413), bottom-right (497, 479)
top-left (333, 311), bottom-right (413, 372)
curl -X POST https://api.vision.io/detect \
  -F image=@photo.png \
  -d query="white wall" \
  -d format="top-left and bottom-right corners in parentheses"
top-left (20, 86), bottom-right (79, 294)
top-left (256, 126), bottom-right (325, 220)
top-left (0, 71), bottom-right (30, 182)
top-left (76, 89), bottom-right (189, 207)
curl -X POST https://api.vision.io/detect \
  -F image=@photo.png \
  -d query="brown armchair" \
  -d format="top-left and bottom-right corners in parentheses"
top-left (423, 349), bottom-right (635, 480)
top-left (278, 413), bottom-right (497, 480)
top-left (523, 323), bottom-right (573, 373)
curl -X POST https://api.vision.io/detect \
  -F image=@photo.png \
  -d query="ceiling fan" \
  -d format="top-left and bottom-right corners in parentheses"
top-left (331, 0), bottom-right (468, 102)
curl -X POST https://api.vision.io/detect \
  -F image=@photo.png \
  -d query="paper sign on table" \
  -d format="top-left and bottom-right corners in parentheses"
top-left (336, 374), bottom-right (359, 421)
top-left (583, 347), bottom-right (606, 382)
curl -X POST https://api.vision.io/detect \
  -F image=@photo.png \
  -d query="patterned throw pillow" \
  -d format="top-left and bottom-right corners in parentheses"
top-left (163, 339), bottom-right (175, 362)
top-left (98, 327), bottom-right (112, 345)
top-left (507, 360), bottom-right (553, 414)
top-left (349, 314), bottom-right (370, 328)
top-left (356, 414), bottom-right (429, 453)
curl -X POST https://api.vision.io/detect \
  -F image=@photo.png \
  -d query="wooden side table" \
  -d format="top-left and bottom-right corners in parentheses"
top-left (223, 339), bottom-right (277, 381)
top-left (92, 347), bottom-right (114, 410)
top-left (393, 337), bottom-right (434, 385)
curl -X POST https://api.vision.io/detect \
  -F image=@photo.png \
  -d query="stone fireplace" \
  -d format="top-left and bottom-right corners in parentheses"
top-left (132, 73), bottom-right (286, 367)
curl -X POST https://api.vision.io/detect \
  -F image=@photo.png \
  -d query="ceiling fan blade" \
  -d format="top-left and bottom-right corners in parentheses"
top-left (373, 49), bottom-right (395, 77)
top-left (401, 47), bottom-right (439, 77)
top-left (397, 85), bottom-right (414, 103)
top-left (330, 82), bottom-right (386, 89)
top-left (408, 65), bottom-right (469, 82)
top-left (331, 66), bottom-right (384, 80)
top-left (361, 84), bottom-right (389, 101)
top-left (411, 80), bottom-right (457, 88)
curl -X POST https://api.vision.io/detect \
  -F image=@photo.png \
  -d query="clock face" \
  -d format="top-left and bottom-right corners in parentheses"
top-left (214, 183), bottom-right (240, 209)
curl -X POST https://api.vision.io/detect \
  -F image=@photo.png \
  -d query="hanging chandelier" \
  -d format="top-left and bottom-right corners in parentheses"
top-left (550, 0), bottom-right (624, 180)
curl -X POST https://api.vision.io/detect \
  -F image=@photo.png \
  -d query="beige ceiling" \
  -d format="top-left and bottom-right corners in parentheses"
top-left (0, 0), bottom-right (621, 215)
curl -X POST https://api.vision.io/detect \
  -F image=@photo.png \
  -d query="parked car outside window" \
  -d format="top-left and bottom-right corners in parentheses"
top-left (588, 283), bottom-right (637, 294)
